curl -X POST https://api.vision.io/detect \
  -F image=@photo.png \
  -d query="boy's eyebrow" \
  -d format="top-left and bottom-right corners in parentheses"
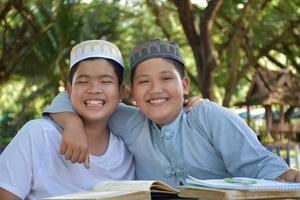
top-left (134, 74), bottom-right (149, 78)
top-left (97, 74), bottom-right (115, 79)
top-left (75, 74), bottom-right (115, 79)
top-left (75, 74), bottom-right (90, 79)
top-left (136, 70), bottom-right (173, 77)
top-left (161, 71), bottom-right (173, 75)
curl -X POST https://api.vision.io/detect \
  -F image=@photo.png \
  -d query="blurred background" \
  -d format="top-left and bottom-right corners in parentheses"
top-left (0, 0), bottom-right (299, 154)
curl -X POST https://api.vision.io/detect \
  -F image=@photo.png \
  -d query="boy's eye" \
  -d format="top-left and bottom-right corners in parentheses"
top-left (101, 80), bottom-right (113, 84)
top-left (163, 76), bottom-right (173, 80)
top-left (138, 80), bottom-right (149, 84)
top-left (75, 80), bottom-right (88, 84)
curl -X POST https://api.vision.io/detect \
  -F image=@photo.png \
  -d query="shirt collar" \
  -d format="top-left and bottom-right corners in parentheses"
top-left (150, 109), bottom-right (183, 139)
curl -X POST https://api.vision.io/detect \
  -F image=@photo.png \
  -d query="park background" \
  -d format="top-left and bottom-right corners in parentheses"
top-left (0, 0), bottom-right (300, 156)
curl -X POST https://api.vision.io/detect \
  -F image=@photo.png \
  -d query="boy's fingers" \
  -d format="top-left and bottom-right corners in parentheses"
top-left (64, 147), bottom-right (73, 161)
top-left (186, 97), bottom-right (206, 111)
top-left (183, 99), bottom-right (188, 106)
top-left (70, 148), bottom-right (81, 163)
top-left (296, 173), bottom-right (300, 182)
top-left (60, 143), bottom-right (67, 155)
top-left (188, 98), bottom-right (198, 107)
top-left (276, 177), bottom-right (285, 182)
top-left (78, 148), bottom-right (88, 163)
top-left (277, 169), bottom-right (300, 183)
top-left (83, 155), bottom-right (90, 169)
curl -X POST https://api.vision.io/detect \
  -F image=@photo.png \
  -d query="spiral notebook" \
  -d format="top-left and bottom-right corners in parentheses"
top-left (186, 175), bottom-right (300, 192)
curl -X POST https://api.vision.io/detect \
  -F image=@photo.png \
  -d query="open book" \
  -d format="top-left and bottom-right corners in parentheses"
top-left (179, 175), bottom-right (300, 199)
top-left (44, 178), bottom-right (300, 200)
top-left (44, 180), bottom-right (180, 200)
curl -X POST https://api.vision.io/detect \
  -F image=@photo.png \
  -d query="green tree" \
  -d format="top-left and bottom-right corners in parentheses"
top-left (0, 0), bottom-right (138, 146)
top-left (146, 0), bottom-right (300, 106)
top-left (1, 0), bottom-right (299, 148)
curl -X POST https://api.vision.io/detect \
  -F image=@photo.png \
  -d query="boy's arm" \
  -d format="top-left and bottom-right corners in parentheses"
top-left (0, 121), bottom-right (39, 199)
top-left (44, 92), bottom-right (89, 168)
top-left (0, 188), bottom-right (20, 200)
top-left (45, 92), bottom-right (206, 167)
top-left (196, 102), bottom-right (290, 180)
top-left (50, 112), bottom-right (89, 168)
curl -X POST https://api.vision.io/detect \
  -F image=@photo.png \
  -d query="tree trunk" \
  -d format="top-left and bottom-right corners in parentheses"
top-left (222, 0), bottom-right (269, 106)
top-left (172, 0), bottom-right (223, 100)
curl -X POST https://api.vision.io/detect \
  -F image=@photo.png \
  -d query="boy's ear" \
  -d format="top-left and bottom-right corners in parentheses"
top-left (182, 77), bottom-right (190, 96)
top-left (130, 84), bottom-right (135, 101)
top-left (67, 83), bottom-right (72, 97)
top-left (120, 84), bottom-right (136, 105)
top-left (119, 84), bottom-right (126, 101)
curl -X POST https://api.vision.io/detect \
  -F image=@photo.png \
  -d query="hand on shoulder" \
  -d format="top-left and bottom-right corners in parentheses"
top-left (184, 97), bottom-right (210, 112)
top-left (59, 116), bottom-right (90, 169)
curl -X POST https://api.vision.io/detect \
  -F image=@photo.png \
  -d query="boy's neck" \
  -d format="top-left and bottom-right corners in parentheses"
top-left (153, 110), bottom-right (183, 129)
top-left (83, 120), bottom-right (110, 156)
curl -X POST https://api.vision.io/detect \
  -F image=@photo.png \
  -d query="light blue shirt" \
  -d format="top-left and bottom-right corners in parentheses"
top-left (44, 92), bottom-right (289, 187)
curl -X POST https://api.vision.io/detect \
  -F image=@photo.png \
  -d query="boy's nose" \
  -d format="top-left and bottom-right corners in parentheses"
top-left (150, 82), bottom-right (163, 93)
top-left (88, 82), bottom-right (103, 94)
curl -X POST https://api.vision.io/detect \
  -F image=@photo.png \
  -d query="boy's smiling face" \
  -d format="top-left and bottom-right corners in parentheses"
top-left (132, 58), bottom-right (189, 127)
top-left (68, 59), bottom-right (121, 124)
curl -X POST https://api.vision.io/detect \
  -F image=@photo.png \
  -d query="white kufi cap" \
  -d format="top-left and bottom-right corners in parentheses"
top-left (70, 40), bottom-right (124, 70)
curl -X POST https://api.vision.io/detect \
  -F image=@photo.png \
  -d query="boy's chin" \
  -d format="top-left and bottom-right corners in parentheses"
top-left (81, 114), bottom-right (108, 122)
top-left (149, 116), bottom-right (171, 127)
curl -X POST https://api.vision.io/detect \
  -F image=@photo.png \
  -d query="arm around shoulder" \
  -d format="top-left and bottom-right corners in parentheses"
top-left (43, 91), bottom-right (75, 115)
top-left (51, 112), bottom-right (89, 168)
top-left (43, 91), bottom-right (89, 168)
top-left (108, 103), bottom-right (144, 137)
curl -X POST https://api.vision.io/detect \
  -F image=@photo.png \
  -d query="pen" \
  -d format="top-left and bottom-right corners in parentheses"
top-left (224, 178), bottom-right (257, 185)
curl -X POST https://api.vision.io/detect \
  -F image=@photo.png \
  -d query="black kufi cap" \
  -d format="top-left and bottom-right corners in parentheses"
top-left (129, 39), bottom-right (185, 72)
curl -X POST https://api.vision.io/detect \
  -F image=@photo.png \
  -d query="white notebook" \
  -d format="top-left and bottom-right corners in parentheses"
top-left (186, 175), bottom-right (300, 192)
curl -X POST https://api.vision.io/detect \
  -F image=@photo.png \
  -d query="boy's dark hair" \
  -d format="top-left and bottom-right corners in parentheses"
top-left (163, 58), bottom-right (185, 78)
top-left (130, 57), bottom-right (185, 83)
top-left (69, 57), bottom-right (124, 86)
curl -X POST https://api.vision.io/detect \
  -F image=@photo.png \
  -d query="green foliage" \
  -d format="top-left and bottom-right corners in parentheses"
top-left (0, 76), bottom-right (55, 148)
top-left (209, 0), bottom-right (300, 106)
top-left (0, 0), bottom-right (299, 148)
top-left (0, 0), bottom-right (165, 149)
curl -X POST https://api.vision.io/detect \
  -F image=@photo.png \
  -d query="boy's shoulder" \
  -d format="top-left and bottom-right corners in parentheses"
top-left (23, 117), bottom-right (58, 128)
top-left (187, 101), bottom-right (236, 120)
top-left (189, 100), bottom-right (221, 114)
top-left (21, 118), bottom-right (61, 137)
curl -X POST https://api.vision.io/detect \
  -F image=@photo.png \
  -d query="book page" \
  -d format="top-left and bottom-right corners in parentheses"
top-left (44, 191), bottom-right (141, 200)
top-left (151, 182), bottom-right (179, 193)
top-left (93, 180), bottom-right (156, 192)
top-left (93, 180), bottom-right (178, 193)
top-left (186, 177), bottom-right (248, 190)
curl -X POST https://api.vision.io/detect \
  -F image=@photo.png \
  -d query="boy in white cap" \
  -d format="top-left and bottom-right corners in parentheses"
top-left (44, 39), bottom-right (300, 187)
top-left (0, 40), bottom-right (135, 200)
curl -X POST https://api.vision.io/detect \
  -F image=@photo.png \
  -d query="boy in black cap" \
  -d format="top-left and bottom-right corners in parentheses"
top-left (44, 39), bottom-right (300, 187)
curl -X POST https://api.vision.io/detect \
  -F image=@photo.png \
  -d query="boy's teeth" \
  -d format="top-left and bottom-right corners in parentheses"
top-left (85, 100), bottom-right (104, 106)
top-left (149, 98), bottom-right (166, 104)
